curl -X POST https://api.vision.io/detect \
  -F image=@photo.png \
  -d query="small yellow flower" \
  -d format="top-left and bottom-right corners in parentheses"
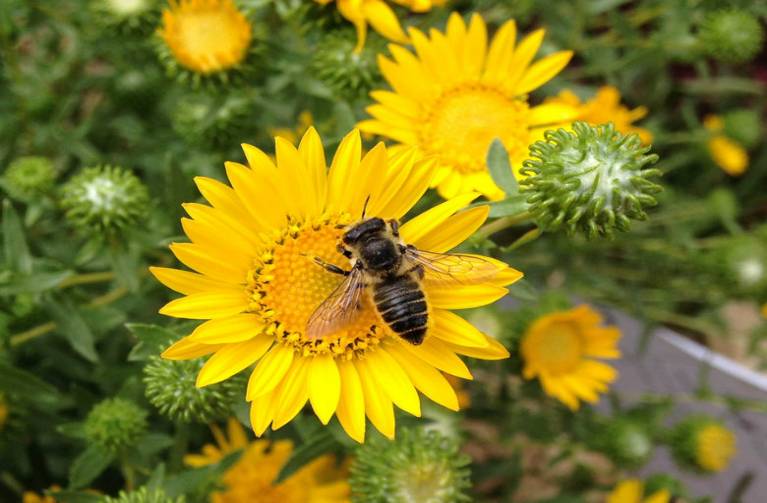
top-left (546, 86), bottom-right (653, 143)
top-left (186, 418), bottom-right (350, 502)
top-left (159, 0), bottom-right (252, 74)
top-left (520, 305), bottom-right (621, 410)
top-left (607, 479), bottom-right (670, 503)
top-left (315, 0), bottom-right (446, 52)
top-left (22, 486), bottom-right (60, 503)
top-left (268, 111), bottom-right (315, 146)
top-left (695, 422), bottom-right (736, 472)
top-left (152, 128), bottom-right (520, 442)
top-left (703, 114), bottom-right (749, 176)
top-left (358, 13), bottom-right (576, 200)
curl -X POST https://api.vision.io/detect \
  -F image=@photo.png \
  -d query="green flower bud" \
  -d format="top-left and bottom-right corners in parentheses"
top-left (351, 428), bottom-right (471, 503)
top-left (698, 9), bottom-right (764, 64)
top-left (717, 235), bottom-right (767, 295)
top-left (60, 165), bottom-right (150, 235)
top-left (143, 356), bottom-right (244, 423)
top-left (170, 92), bottom-right (251, 148)
top-left (669, 415), bottom-right (736, 473)
top-left (1, 156), bottom-right (56, 202)
top-left (83, 398), bottom-right (148, 453)
top-left (601, 419), bottom-right (653, 468)
top-left (312, 30), bottom-right (383, 100)
top-left (521, 122), bottom-right (662, 239)
top-left (91, 0), bottom-right (160, 35)
top-left (101, 486), bottom-right (185, 503)
top-left (723, 109), bottom-right (762, 148)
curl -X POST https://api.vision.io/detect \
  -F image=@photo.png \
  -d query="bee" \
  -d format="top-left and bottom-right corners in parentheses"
top-left (307, 209), bottom-right (501, 345)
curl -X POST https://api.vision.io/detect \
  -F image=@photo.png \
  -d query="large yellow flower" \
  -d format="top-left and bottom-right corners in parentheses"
top-left (703, 115), bottom-right (748, 176)
top-left (520, 305), bottom-right (620, 410)
top-left (607, 480), bottom-right (670, 503)
top-left (186, 418), bottom-right (349, 502)
top-left (151, 128), bottom-right (520, 442)
top-left (545, 86), bottom-right (653, 144)
top-left (358, 13), bottom-right (577, 200)
top-left (695, 422), bottom-right (736, 472)
top-left (159, 0), bottom-right (252, 74)
top-left (315, 0), bottom-right (446, 52)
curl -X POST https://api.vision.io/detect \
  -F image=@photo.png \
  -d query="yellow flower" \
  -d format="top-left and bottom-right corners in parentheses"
top-left (151, 128), bottom-right (521, 442)
top-left (22, 486), bottom-right (60, 503)
top-left (159, 0), bottom-right (252, 75)
top-left (695, 422), bottom-right (736, 472)
top-left (545, 86), bottom-right (653, 144)
top-left (358, 13), bottom-right (576, 200)
top-left (186, 418), bottom-right (350, 502)
top-left (703, 115), bottom-right (749, 176)
top-left (607, 479), bottom-right (670, 503)
top-left (520, 305), bottom-right (621, 410)
top-left (315, 0), bottom-right (446, 53)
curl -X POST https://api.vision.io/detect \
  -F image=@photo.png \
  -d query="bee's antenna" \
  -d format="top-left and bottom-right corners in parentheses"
top-left (361, 195), bottom-right (372, 219)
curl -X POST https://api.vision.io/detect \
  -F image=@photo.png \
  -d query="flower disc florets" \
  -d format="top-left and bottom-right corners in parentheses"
top-left (60, 165), bottom-right (150, 234)
top-left (698, 9), bottom-right (764, 64)
top-left (350, 428), bottom-right (471, 503)
top-left (143, 356), bottom-right (244, 423)
top-left (1, 156), bottom-right (56, 202)
top-left (521, 122), bottom-right (662, 239)
top-left (83, 398), bottom-right (148, 452)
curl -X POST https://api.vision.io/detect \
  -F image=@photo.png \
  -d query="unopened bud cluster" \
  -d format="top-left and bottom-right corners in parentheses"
top-left (698, 9), bottom-right (764, 64)
top-left (83, 398), bottom-right (147, 452)
top-left (521, 122), bottom-right (662, 239)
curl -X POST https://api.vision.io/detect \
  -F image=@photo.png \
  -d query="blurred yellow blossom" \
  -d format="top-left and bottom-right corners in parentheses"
top-left (607, 479), bottom-right (670, 503)
top-left (704, 115), bottom-right (749, 176)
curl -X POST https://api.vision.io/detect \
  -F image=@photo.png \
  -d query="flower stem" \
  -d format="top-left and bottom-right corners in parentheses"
top-left (58, 271), bottom-right (115, 289)
top-left (475, 211), bottom-right (532, 240)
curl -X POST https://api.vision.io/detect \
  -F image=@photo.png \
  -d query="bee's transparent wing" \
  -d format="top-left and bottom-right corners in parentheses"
top-left (306, 266), bottom-right (366, 340)
top-left (403, 246), bottom-right (504, 285)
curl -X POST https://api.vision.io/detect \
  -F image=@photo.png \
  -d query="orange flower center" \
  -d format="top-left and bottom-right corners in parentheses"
top-left (247, 215), bottom-right (385, 360)
top-left (421, 84), bottom-right (531, 174)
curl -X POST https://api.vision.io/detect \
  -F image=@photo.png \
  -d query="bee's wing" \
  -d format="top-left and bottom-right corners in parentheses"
top-left (306, 266), bottom-right (366, 340)
top-left (403, 246), bottom-right (504, 285)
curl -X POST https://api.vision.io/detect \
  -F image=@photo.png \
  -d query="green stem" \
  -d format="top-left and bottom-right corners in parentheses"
top-left (475, 211), bottom-right (532, 240)
top-left (58, 271), bottom-right (115, 289)
top-left (170, 422), bottom-right (190, 472)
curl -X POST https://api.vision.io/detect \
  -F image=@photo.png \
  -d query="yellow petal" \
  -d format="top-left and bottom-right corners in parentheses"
top-left (379, 157), bottom-right (435, 219)
top-left (400, 192), bottom-right (479, 245)
top-left (336, 359), bottom-right (366, 443)
top-left (308, 355), bottom-right (342, 425)
top-left (193, 176), bottom-right (253, 228)
top-left (196, 335), bottom-right (273, 387)
top-left (357, 359), bottom-right (395, 439)
top-left (445, 335), bottom-right (510, 360)
top-left (427, 284), bottom-right (508, 309)
top-left (515, 50), bottom-right (573, 95)
top-left (645, 490), bottom-right (672, 503)
top-left (413, 206), bottom-right (488, 253)
top-left (528, 102), bottom-right (581, 128)
top-left (246, 345), bottom-right (295, 399)
top-left (363, 0), bottom-right (408, 43)
top-left (298, 127), bottom-right (328, 214)
top-left (464, 13), bottom-right (487, 78)
top-left (182, 202), bottom-right (261, 249)
top-left (386, 343), bottom-right (459, 411)
top-left (224, 160), bottom-right (286, 231)
top-left (606, 480), bottom-right (643, 503)
top-left (365, 349), bottom-right (421, 417)
top-left (401, 337), bottom-right (472, 379)
top-left (275, 136), bottom-right (314, 220)
top-left (149, 267), bottom-right (235, 296)
top-left (272, 358), bottom-right (311, 429)
top-left (482, 19), bottom-right (516, 84)
top-left (431, 310), bottom-right (489, 347)
top-left (249, 388), bottom-right (276, 437)
top-left (188, 314), bottom-right (264, 344)
top-left (326, 129), bottom-right (362, 213)
top-left (162, 336), bottom-right (222, 360)
top-left (180, 218), bottom-right (254, 269)
top-left (503, 29), bottom-right (545, 93)
top-left (159, 291), bottom-right (248, 319)
top-left (169, 243), bottom-right (247, 284)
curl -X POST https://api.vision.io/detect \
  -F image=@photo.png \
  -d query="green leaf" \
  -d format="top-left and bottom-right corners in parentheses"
top-left (57, 422), bottom-right (87, 440)
top-left (69, 445), bottom-right (114, 489)
top-left (163, 451), bottom-right (242, 498)
top-left (486, 195), bottom-right (529, 218)
top-left (47, 490), bottom-right (102, 503)
top-left (275, 430), bottom-right (337, 484)
top-left (0, 361), bottom-right (58, 397)
top-left (2, 199), bottom-right (32, 274)
top-left (47, 297), bottom-right (99, 363)
top-left (126, 323), bottom-right (178, 361)
top-left (109, 246), bottom-right (140, 292)
top-left (486, 140), bottom-right (519, 196)
top-left (0, 270), bottom-right (72, 295)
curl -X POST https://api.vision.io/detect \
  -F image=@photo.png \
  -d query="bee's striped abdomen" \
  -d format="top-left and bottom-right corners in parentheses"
top-left (373, 277), bottom-right (428, 345)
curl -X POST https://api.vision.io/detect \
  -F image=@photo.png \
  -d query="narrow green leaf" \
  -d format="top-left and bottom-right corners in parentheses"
top-left (163, 451), bottom-right (241, 497)
top-left (486, 139), bottom-right (519, 195)
top-left (2, 199), bottom-right (32, 274)
top-left (0, 361), bottom-right (58, 396)
top-left (69, 445), bottom-right (114, 489)
top-left (0, 270), bottom-right (73, 295)
top-left (109, 246), bottom-right (140, 292)
top-left (486, 195), bottom-right (529, 218)
top-left (126, 323), bottom-right (178, 361)
top-left (275, 431), bottom-right (337, 483)
top-left (47, 297), bottom-right (99, 362)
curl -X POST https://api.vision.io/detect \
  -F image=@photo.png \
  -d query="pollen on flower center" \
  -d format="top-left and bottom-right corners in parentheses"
top-left (159, 0), bottom-right (252, 74)
top-left (247, 215), bottom-right (384, 360)
top-left (421, 85), bottom-right (530, 174)
top-left (528, 323), bottom-right (583, 374)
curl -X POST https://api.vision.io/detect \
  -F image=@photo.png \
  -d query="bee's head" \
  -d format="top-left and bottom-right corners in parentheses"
top-left (342, 217), bottom-right (386, 245)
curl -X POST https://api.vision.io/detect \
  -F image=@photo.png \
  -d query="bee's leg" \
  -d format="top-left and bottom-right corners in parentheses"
top-left (313, 257), bottom-right (350, 276)
top-left (406, 264), bottom-right (425, 279)
top-left (336, 244), bottom-right (353, 259)
top-left (388, 219), bottom-right (400, 237)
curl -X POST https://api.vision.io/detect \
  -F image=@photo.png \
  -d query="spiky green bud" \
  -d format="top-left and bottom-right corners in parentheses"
top-left (669, 415), bottom-right (736, 473)
top-left (101, 486), bottom-right (185, 503)
top-left (698, 9), bottom-right (764, 64)
top-left (351, 428), bottom-right (471, 503)
top-left (723, 109), bottom-right (762, 149)
top-left (601, 419), bottom-right (653, 468)
top-left (60, 165), bottom-right (150, 234)
top-left (143, 356), bottom-right (244, 423)
top-left (170, 92), bottom-right (251, 148)
top-left (83, 398), bottom-right (147, 453)
top-left (91, 0), bottom-right (160, 35)
top-left (521, 122), bottom-right (662, 239)
top-left (1, 156), bottom-right (56, 202)
top-left (312, 30), bottom-right (383, 100)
